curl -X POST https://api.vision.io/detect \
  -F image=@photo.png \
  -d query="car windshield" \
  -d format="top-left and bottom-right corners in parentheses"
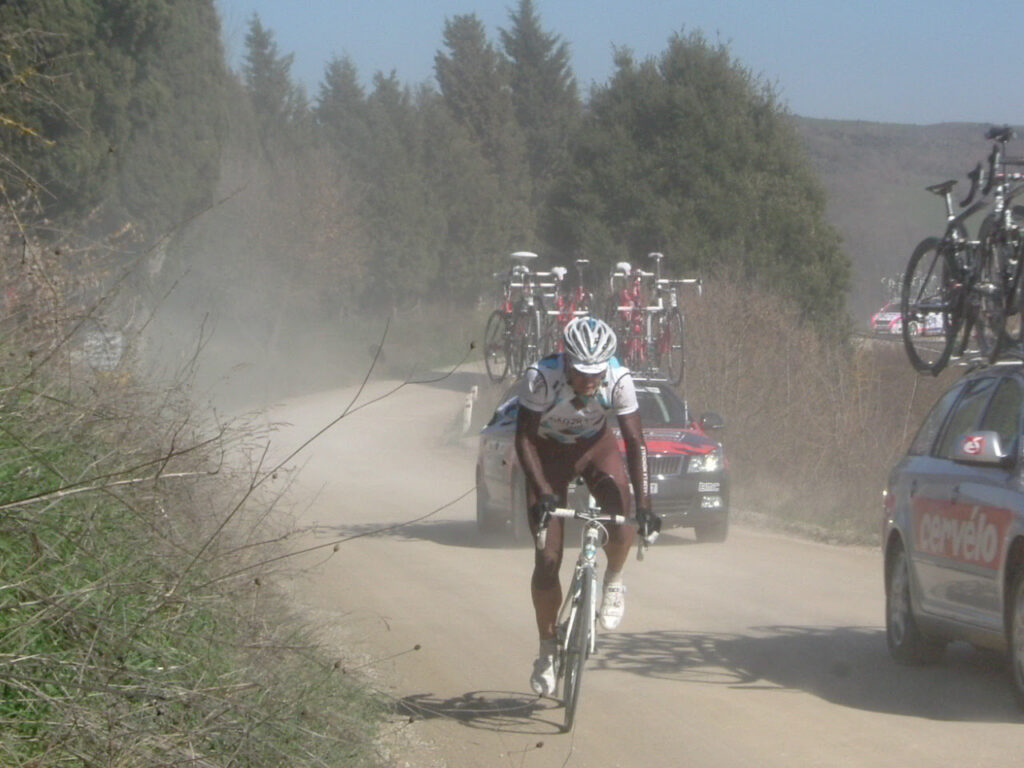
top-left (635, 386), bottom-right (689, 426)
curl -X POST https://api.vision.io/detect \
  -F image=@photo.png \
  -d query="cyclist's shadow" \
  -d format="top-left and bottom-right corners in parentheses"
top-left (396, 689), bottom-right (567, 734)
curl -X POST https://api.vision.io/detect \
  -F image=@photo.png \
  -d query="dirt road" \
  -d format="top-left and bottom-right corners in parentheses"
top-left (265, 372), bottom-right (1023, 767)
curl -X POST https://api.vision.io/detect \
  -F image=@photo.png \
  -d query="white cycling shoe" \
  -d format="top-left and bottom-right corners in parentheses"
top-left (599, 583), bottom-right (626, 630)
top-left (530, 655), bottom-right (557, 696)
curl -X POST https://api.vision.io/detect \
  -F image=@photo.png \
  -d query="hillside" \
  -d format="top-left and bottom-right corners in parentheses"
top-left (791, 118), bottom-right (1012, 323)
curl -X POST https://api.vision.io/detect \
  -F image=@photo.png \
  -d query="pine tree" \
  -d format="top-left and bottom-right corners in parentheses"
top-left (242, 13), bottom-right (304, 161)
top-left (0, 0), bottom-right (230, 242)
top-left (500, 0), bottom-right (580, 197)
top-left (315, 56), bottom-right (369, 159)
top-left (547, 32), bottom-right (848, 323)
top-left (434, 14), bottom-right (534, 252)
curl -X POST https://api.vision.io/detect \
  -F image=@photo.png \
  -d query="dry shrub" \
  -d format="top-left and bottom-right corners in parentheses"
top-left (683, 277), bottom-right (955, 541)
top-left (1, 214), bottom-right (384, 766)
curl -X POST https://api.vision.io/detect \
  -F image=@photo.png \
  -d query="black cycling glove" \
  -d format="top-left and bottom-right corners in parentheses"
top-left (636, 506), bottom-right (661, 540)
top-left (534, 493), bottom-right (559, 529)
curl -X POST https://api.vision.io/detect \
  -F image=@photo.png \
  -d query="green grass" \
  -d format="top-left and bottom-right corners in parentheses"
top-left (0, 368), bottom-right (385, 767)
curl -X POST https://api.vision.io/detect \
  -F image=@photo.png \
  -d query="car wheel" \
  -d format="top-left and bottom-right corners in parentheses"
top-left (1007, 568), bottom-right (1024, 708)
top-left (694, 517), bottom-right (728, 543)
top-left (886, 545), bottom-right (944, 664)
top-left (510, 471), bottom-right (530, 544)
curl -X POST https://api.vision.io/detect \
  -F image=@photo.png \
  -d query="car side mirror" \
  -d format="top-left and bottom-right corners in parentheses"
top-left (952, 431), bottom-right (1012, 466)
top-left (700, 411), bottom-right (725, 431)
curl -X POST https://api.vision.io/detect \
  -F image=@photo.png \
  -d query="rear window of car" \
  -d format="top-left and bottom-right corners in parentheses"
top-left (908, 381), bottom-right (967, 455)
top-left (935, 376), bottom-right (1000, 459)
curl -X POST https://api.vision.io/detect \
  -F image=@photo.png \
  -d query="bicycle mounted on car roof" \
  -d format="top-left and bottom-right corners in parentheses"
top-left (542, 258), bottom-right (594, 356)
top-left (606, 252), bottom-right (700, 386)
top-left (484, 251), bottom-right (547, 383)
top-left (976, 126), bottom-right (1024, 362)
top-left (901, 125), bottom-right (1024, 375)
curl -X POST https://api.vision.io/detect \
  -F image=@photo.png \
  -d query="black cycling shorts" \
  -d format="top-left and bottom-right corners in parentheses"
top-left (524, 426), bottom-right (631, 522)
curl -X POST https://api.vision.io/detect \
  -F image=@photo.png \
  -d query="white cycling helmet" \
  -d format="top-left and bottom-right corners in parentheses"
top-left (563, 316), bottom-right (617, 374)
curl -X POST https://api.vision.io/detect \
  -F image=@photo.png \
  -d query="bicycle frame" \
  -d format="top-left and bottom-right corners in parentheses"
top-left (613, 267), bottom-right (652, 368)
top-left (537, 505), bottom-right (651, 731)
top-left (543, 260), bottom-right (592, 354)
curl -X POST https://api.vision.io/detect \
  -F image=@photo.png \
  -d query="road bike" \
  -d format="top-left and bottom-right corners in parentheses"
top-left (483, 251), bottom-right (546, 382)
top-left (542, 258), bottom-right (594, 355)
top-left (900, 160), bottom-right (993, 374)
top-left (975, 126), bottom-right (1024, 362)
top-left (606, 253), bottom-right (699, 385)
top-left (536, 505), bottom-right (655, 732)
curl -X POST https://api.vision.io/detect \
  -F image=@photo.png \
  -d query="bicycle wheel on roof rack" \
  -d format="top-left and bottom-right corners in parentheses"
top-left (900, 236), bottom-right (961, 375)
top-left (483, 310), bottom-right (510, 382)
top-left (661, 308), bottom-right (685, 386)
top-left (996, 252), bottom-right (1024, 360)
top-left (511, 307), bottom-right (543, 376)
top-left (977, 215), bottom-right (1024, 362)
top-left (971, 242), bottom-right (1008, 363)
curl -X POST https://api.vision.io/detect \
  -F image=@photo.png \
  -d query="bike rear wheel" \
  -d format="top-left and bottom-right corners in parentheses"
top-left (483, 310), bottom-right (509, 382)
top-left (561, 566), bottom-right (593, 732)
top-left (511, 307), bottom-right (543, 377)
top-left (977, 214), bottom-right (1024, 361)
top-left (900, 237), bottom-right (960, 374)
top-left (661, 308), bottom-right (685, 385)
top-left (972, 244), bottom-right (1007, 362)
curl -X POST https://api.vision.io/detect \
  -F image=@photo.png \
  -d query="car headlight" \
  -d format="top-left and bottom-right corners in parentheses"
top-left (687, 448), bottom-right (722, 473)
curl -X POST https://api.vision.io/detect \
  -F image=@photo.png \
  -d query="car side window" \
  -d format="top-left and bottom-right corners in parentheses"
top-left (908, 382), bottom-right (966, 455)
top-left (935, 377), bottom-right (1000, 459)
top-left (979, 377), bottom-right (1023, 454)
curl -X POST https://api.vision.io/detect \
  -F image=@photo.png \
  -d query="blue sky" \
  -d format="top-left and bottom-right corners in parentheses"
top-left (215, 0), bottom-right (1024, 125)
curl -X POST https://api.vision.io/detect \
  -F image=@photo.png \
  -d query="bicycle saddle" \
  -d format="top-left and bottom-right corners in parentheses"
top-left (926, 180), bottom-right (957, 196)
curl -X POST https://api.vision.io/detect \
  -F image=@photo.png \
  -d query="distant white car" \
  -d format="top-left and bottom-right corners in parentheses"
top-left (870, 301), bottom-right (902, 334)
top-left (870, 301), bottom-right (943, 337)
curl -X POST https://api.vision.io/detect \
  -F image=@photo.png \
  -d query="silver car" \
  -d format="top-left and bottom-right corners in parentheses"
top-left (882, 363), bottom-right (1024, 706)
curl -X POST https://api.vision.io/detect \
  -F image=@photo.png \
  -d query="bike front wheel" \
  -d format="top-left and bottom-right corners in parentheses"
top-left (900, 237), bottom-right (960, 375)
top-left (561, 566), bottom-right (593, 732)
top-left (483, 310), bottom-right (510, 382)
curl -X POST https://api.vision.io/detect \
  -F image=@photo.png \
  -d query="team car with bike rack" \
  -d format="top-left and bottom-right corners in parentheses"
top-left (882, 359), bottom-right (1024, 705)
top-left (476, 375), bottom-right (729, 543)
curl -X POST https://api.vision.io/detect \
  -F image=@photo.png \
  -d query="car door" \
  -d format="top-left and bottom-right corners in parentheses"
top-left (911, 374), bottom-right (1012, 626)
top-left (933, 375), bottom-right (1022, 628)
top-left (478, 398), bottom-right (519, 511)
top-left (896, 379), bottom-right (970, 619)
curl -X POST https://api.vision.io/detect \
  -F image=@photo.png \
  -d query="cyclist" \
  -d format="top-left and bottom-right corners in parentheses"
top-left (514, 315), bottom-right (659, 696)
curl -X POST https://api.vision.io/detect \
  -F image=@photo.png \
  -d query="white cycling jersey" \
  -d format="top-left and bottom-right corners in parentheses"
top-left (520, 353), bottom-right (638, 443)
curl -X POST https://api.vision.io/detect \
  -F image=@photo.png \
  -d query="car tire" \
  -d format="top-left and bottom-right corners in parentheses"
top-left (695, 517), bottom-right (728, 543)
top-left (1007, 567), bottom-right (1024, 708)
top-left (886, 544), bottom-right (944, 665)
top-left (510, 471), bottom-right (530, 544)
